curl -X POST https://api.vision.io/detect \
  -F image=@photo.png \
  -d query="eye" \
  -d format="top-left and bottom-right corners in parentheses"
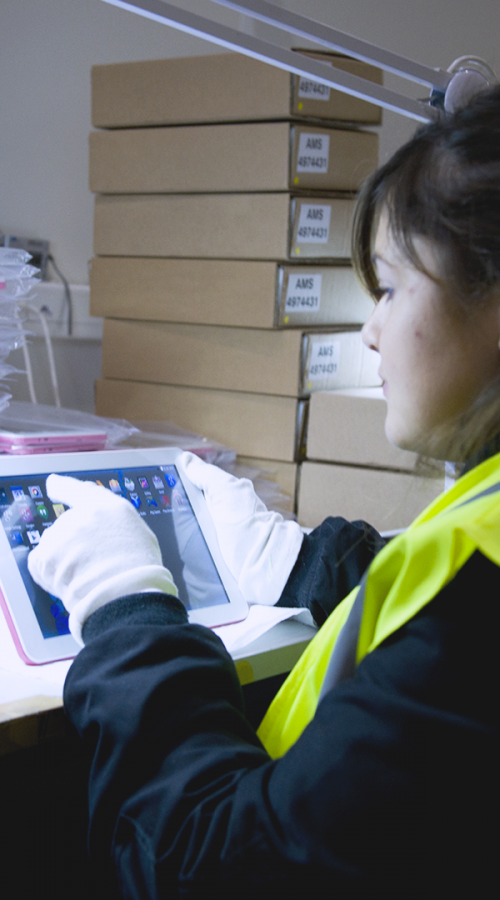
top-left (374, 286), bottom-right (394, 303)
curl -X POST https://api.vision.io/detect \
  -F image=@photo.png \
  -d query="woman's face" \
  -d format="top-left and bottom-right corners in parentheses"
top-left (362, 212), bottom-right (500, 457)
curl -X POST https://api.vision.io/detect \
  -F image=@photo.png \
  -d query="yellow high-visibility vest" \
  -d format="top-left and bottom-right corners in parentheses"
top-left (258, 451), bottom-right (500, 758)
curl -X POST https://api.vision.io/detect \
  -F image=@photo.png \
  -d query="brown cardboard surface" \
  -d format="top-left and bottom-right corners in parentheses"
top-left (101, 320), bottom-right (305, 396)
top-left (91, 52), bottom-right (382, 128)
top-left (93, 193), bottom-right (355, 261)
top-left (307, 388), bottom-right (419, 470)
top-left (95, 378), bottom-right (303, 461)
top-left (89, 123), bottom-right (377, 195)
top-left (101, 321), bottom-right (378, 397)
top-left (94, 193), bottom-right (291, 260)
top-left (236, 456), bottom-right (298, 505)
top-left (90, 258), bottom-right (278, 328)
top-left (297, 461), bottom-right (443, 531)
top-left (90, 258), bottom-right (372, 329)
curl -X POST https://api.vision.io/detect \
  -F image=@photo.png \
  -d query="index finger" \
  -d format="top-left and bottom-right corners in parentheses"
top-left (45, 473), bottom-right (109, 508)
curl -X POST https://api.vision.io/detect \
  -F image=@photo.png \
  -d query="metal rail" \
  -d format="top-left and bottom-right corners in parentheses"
top-left (101, 0), bottom-right (440, 121)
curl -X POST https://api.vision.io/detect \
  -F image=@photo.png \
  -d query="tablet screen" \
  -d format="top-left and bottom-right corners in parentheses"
top-left (0, 463), bottom-right (229, 641)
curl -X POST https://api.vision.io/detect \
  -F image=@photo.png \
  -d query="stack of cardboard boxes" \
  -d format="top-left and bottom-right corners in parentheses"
top-left (299, 388), bottom-right (444, 531)
top-left (90, 51), bottom-right (387, 510)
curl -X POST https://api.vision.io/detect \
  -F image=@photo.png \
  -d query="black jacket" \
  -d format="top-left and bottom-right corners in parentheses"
top-left (64, 516), bottom-right (498, 899)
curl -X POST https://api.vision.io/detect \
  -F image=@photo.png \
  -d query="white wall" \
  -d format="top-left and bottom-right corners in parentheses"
top-left (2, 0), bottom-right (500, 409)
top-left (3, 0), bottom-right (500, 284)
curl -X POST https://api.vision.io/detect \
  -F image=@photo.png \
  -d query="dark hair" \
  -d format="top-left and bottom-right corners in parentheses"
top-left (353, 84), bottom-right (500, 311)
top-left (352, 85), bottom-right (500, 462)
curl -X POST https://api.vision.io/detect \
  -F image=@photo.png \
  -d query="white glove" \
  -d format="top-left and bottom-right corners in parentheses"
top-left (181, 452), bottom-right (303, 606)
top-left (27, 474), bottom-right (178, 645)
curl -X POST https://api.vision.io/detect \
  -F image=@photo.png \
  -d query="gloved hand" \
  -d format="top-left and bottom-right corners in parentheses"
top-left (181, 452), bottom-right (303, 606)
top-left (27, 474), bottom-right (178, 645)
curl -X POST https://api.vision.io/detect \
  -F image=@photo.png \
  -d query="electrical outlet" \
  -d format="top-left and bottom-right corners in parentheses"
top-left (0, 234), bottom-right (50, 279)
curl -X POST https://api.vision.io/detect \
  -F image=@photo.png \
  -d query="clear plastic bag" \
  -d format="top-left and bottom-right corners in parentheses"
top-left (0, 247), bottom-right (33, 266)
top-left (0, 250), bottom-right (36, 390)
top-left (0, 263), bottom-right (40, 280)
top-left (0, 277), bottom-right (40, 299)
top-left (0, 400), bottom-right (138, 448)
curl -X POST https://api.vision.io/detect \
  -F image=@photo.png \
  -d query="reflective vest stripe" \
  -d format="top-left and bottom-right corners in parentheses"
top-left (318, 571), bottom-right (367, 699)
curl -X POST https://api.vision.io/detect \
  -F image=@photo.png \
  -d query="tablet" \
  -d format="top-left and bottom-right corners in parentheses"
top-left (0, 447), bottom-right (248, 664)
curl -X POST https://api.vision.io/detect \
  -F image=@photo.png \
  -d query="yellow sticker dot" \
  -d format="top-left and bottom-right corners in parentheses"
top-left (235, 660), bottom-right (254, 685)
top-left (284, 316), bottom-right (289, 324)
top-left (294, 176), bottom-right (299, 184)
top-left (295, 248), bottom-right (300, 255)
top-left (307, 382), bottom-right (312, 390)
top-left (298, 102), bottom-right (303, 110)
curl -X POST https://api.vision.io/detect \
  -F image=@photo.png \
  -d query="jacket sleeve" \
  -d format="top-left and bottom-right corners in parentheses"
top-left (64, 551), bottom-right (496, 899)
top-left (277, 517), bottom-right (386, 624)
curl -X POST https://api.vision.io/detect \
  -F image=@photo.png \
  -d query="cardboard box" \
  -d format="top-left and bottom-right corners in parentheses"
top-left (100, 321), bottom-right (381, 397)
top-left (95, 378), bottom-right (307, 462)
top-left (302, 332), bottom-right (380, 393)
top-left (91, 52), bottom-right (383, 128)
top-left (307, 388), bottom-right (419, 471)
top-left (278, 265), bottom-right (373, 327)
top-left (90, 257), bottom-right (373, 328)
top-left (297, 461), bottom-right (444, 532)
top-left (89, 122), bottom-right (378, 195)
top-left (236, 457), bottom-right (298, 512)
top-left (94, 193), bottom-right (356, 260)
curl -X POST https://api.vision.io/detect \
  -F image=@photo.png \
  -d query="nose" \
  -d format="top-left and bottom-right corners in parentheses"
top-left (361, 303), bottom-right (381, 352)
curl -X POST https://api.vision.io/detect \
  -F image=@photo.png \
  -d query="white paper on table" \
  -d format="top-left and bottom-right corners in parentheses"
top-left (214, 605), bottom-right (315, 653)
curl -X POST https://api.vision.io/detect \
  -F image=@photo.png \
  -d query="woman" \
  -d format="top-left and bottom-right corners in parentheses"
top-left (28, 87), bottom-right (500, 898)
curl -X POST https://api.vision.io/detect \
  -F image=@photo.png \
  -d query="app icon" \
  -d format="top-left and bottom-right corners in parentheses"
top-left (2, 507), bottom-right (15, 525)
top-left (161, 494), bottom-right (171, 508)
top-left (147, 497), bottom-right (158, 509)
top-left (11, 486), bottom-right (25, 501)
top-left (152, 475), bottom-right (163, 489)
top-left (124, 477), bottom-right (135, 491)
top-left (19, 506), bottom-right (33, 524)
top-left (129, 493), bottom-right (141, 509)
top-left (0, 488), bottom-right (9, 505)
top-left (27, 530), bottom-right (41, 545)
top-left (35, 504), bottom-right (49, 520)
top-left (96, 480), bottom-right (105, 488)
top-left (172, 490), bottom-right (184, 508)
top-left (9, 530), bottom-right (24, 547)
top-left (28, 485), bottom-right (43, 499)
top-left (52, 503), bottom-right (66, 519)
top-left (166, 474), bottom-right (176, 487)
top-left (109, 479), bottom-right (121, 493)
top-left (50, 598), bottom-right (70, 635)
top-left (138, 477), bottom-right (149, 490)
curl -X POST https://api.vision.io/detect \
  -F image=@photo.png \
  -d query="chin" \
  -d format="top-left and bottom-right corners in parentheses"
top-left (384, 421), bottom-right (416, 453)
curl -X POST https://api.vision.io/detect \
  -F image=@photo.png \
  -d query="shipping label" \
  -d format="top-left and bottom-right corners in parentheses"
top-left (285, 273), bottom-right (322, 313)
top-left (296, 133), bottom-right (330, 173)
top-left (296, 204), bottom-right (331, 243)
top-left (298, 78), bottom-right (330, 101)
top-left (307, 340), bottom-right (340, 380)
